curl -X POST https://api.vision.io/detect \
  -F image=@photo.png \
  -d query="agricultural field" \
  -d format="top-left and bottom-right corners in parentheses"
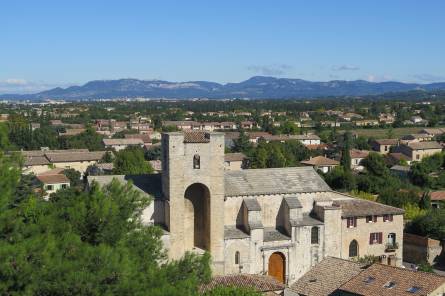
top-left (340, 127), bottom-right (424, 139)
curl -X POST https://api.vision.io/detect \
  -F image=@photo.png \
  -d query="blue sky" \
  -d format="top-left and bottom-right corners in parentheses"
top-left (1, 0), bottom-right (445, 93)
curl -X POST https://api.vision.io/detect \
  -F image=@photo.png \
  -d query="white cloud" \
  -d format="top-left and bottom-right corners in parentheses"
top-left (332, 65), bottom-right (360, 71)
top-left (4, 78), bottom-right (28, 85)
top-left (247, 64), bottom-right (293, 76)
top-left (411, 74), bottom-right (445, 83)
top-left (0, 79), bottom-right (74, 94)
top-left (365, 74), bottom-right (393, 83)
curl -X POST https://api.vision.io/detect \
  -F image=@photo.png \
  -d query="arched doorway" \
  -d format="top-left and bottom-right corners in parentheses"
top-left (184, 183), bottom-right (210, 251)
top-left (349, 240), bottom-right (359, 258)
top-left (268, 252), bottom-right (285, 283)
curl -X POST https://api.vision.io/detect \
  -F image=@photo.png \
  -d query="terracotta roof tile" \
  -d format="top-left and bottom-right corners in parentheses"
top-left (407, 141), bottom-right (443, 150)
top-left (36, 174), bottom-right (70, 184)
top-left (374, 139), bottom-right (398, 145)
top-left (24, 156), bottom-right (51, 166)
top-left (224, 153), bottom-right (246, 162)
top-left (200, 274), bottom-right (285, 293)
top-left (102, 138), bottom-right (144, 146)
top-left (290, 257), bottom-right (366, 296)
top-left (333, 198), bottom-right (404, 218)
top-left (339, 263), bottom-right (445, 296)
top-left (301, 156), bottom-right (339, 166)
top-left (45, 151), bottom-right (105, 162)
top-left (430, 190), bottom-right (445, 201)
top-left (350, 149), bottom-right (370, 159)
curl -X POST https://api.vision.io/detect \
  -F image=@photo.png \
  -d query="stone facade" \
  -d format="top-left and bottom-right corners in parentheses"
top-left (161, 132), bottom-right (226, 274)
top-left (90, 131), bottom-right (405, 285)
top-left (403, 232), bottom-right (443, 265)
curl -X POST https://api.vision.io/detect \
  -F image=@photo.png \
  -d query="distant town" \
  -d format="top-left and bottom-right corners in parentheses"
top-left (1, 93), bottom-right (445, 294)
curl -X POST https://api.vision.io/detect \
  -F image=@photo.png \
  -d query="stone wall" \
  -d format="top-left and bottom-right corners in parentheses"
top-left (403, 232), bottom-right (443, 265)
top-left (340, 214), bottom-right (404, 266)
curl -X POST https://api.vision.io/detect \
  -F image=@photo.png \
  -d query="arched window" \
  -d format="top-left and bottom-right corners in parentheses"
top-left (311, 227), bottom-right (319, 244)
top-left (193, 154), bottom-right (200, 169)
top-left (235, 251), bottom-right (240, 265)
top-left (349, 240), bottom-right (358, 258)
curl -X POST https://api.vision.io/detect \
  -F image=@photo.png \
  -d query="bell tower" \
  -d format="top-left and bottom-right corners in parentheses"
top-left (161, 131), bottom-right (225, 274)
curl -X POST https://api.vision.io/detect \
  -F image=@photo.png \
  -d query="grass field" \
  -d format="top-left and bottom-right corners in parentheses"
top-left (339, 127), bottom-right (424, 139)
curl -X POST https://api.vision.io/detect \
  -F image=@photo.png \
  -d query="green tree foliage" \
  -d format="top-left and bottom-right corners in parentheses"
top-left (377, 188), bottom-right (419, 208)
top-left (340, 132), bottom-right (352, 170)
top-left (362, 152), bottom-right (389, 177)
top-left (279, 121), bottom-right (299, 135)
top-left (267, 145), bottom-right (286, 168)
top-left (0, 152), bottom-right (226, 295)
top-left (406, 209), bottom-right (445, 240)
top-left (403, 203), bottom-right (428, 221)
top-left (62, 127), bottom-right (104, 151)
top-left (409, 153), bottom-right (445, 189)
top-left (355, 255), bottom-right (380, 266)
top-left (63, 168), bottom-right (83, 188)
top-left (31, 126), bottom-right (59, 149)
top-left (323, 166), bottom-right (356, 191)
top-left (349, 190), bottom-right (376, 201)
top-left (353, 136), bottom-right (370, 150)
top-left (112, 129), bottom-right (138, 139)
top-left (250, 146), bottom-right (268, 169)
top-left (419, 191), bottom-right (432, 210)
top-left (113, 147), bottom-right (153, 175)
top-left (145, 145), bottom-right (162, 161)
top-left (0, 123), bottom-right (12, 150)
top-left (249, 140), bottom-right (308, 169)
top-left (101, 151), bottom-right (114, 163)
top-left (417, 262), bottom-right (434, 273)
top-left (232, 130), bottom-right (252, 153)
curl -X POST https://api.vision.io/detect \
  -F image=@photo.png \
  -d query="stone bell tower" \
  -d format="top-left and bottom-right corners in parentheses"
top-left (161, 131), bottom-right (225, 274)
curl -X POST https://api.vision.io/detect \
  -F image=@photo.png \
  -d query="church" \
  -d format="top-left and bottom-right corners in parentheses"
top-left (89, 131), bottom-right (404, 285)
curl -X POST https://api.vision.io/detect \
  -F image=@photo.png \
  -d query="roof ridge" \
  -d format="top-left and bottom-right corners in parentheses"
top-left (324, 256), bottom-right (364, 265)
top-left (371, 262), bottom-right (445, 279)
top-left (225, 166), bottom-right (314, 173)
top-left (333, 191), bottom-right (404, 210)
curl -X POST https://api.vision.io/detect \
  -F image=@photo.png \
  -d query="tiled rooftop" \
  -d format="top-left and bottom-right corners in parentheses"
top-left (36, 174), bottom-right (70, 184)
top-left (301, 156), bottom-right (339, 166)
top-left (339, 263), bottom-right (445, 296)
top-left (374, 138), bottom-right (398, 145)
top-left (224, 167), bottom-right (331, 197)
top-left (407, 141), bottom-right (443, 150)
top-left (224, 152), bottom-right (247, 162)
top-left (102, 138), bottom-right (144, 145)
top-left (183, 131), bottom-right (210, 143)
top-left (290, 257), bottom-right (366, 296)
top-left (200, 274), bottom-right (285, 293)
top-left (224, 226), bottom-right (250, 240)
top-left (333, 198), bottom-right (404, 218)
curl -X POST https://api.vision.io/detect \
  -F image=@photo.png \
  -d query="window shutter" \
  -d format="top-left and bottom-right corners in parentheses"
top-left (353, 217), bottom-right (357, 227)
top-left (373, 215), bottom-right (377, 223)
top-left (389, 214), bottom-right (393, 221)
top-left (369, 234), bottom-right (373, 244)
top-left (347, 218), bottom-right (351, 228)
top-left (378, 232), bottom-right (383, 244)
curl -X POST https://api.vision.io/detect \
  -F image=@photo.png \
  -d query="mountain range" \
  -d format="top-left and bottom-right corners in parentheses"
top-left (2, 76), bottom-right (445, 100)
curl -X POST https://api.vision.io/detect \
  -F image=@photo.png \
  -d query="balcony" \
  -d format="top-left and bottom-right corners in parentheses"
top-left (385, 242), bottom-right (399, 252)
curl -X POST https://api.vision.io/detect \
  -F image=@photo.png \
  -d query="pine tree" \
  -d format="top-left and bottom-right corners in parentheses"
top-left (419, 191), bottom-right (432, 210)
top-left (341, 132), bottom-right (352, 170)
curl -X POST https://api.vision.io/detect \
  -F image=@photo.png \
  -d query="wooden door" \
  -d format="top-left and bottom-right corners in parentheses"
top-left (268, 252), bottom-right (285, 283)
